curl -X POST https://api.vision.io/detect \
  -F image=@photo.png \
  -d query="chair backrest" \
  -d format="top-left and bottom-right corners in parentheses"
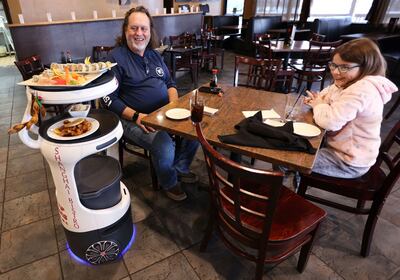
top-left (254, 33), bottom-right (276, 60)
top-left (374, 120), bottom-right (400, 200)
top-left (14, 55), bottom-right (44, 81)
top-left (233, 56), bottom-right (267, 88)
top-left (92, 46), bottom-right (114, 62)
top-left (387, 17), bottom-right (399, 33)
top-left (303, 39), bottom-right (342, 69)
top-left (169, 33), bottom-right (196, 48)
top-left (195, 123), bottom-right (284, 241)
top-left (310, 33), bottom-right (326, 42)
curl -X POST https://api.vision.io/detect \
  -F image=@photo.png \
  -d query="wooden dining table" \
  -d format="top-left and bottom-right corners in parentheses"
top-left (142, 85), bottom-right (325, 174)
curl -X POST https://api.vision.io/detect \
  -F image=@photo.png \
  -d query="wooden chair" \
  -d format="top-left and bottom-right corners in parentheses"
top-left (195, 123), bottom-right (326, 280)
top-left (199, 33), bottom-right (225, 71)
top-left (255, 35), bottom-right (295, 93)
top-left (92, 46), bottom-right (114, 62)
top-left (297, 120), bottom-right (400, 257)
top-left (169, 34), bottom-right (199, 87)
top-left (14, 55), bottom-right (64, 114)
top-left (385, 94), bottom-right (400, 119)
top-left (310, 33), bottom-right (326, 42)
top-left (14, 54), bottom-right (44, 81)
top-left (290, 39), bottom-right (342, 91)
top-left (233, 56), bottom-right (266, 88)
top-left (118, 136), bottom-right (159, 191)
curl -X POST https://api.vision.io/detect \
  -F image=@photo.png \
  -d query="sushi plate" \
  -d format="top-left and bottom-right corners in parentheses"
top-left (18, 72), bottom-right (103, 88)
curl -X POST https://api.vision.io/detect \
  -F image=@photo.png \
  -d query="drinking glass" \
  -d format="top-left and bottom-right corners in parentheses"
top-left (284, 93), bottom-right (304, 122)
top-left (190, 95), bottom-right (204, 123)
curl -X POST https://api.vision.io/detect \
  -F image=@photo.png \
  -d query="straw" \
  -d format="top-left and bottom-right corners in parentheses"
top-left (195, 89), bottom-right (198, 104)
top-left (285, 86), bottom-right (306, 120)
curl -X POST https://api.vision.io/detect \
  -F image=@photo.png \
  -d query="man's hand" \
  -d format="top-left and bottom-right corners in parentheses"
top-left (136, 113), bottom-right (155, 133)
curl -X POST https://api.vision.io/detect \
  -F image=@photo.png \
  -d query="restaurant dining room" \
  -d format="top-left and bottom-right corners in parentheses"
top-left (0, 0), bottom-right (399, 279)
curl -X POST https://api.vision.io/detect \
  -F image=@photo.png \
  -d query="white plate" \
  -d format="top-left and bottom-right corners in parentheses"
top-left (165, 108), bottom-right (191, 120)
top-left (293, 122), bottom-right (321, 137)
top-left (264, 119), bottom-right (285, 127)
top-left (264, 120), bottom-right (321, 137)
top-left (47, 117), bottom-right (99, 140)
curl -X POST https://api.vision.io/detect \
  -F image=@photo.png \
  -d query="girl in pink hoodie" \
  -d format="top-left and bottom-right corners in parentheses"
top-left (305, 38), bottom-right (398, 178)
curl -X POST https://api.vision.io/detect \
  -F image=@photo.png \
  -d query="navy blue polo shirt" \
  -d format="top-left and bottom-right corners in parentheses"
top-left (103, 46), bottom-right (176, 115)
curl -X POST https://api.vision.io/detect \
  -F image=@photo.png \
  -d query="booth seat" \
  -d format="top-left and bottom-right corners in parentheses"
top-left (312, 16), bottom-right (353, 41)
top-left (232, 15), bottom-right (284, 55)
top-left (204, 15), bottom-right (240, 34)
top-left (379, 35), bottom-right (400, 85)
top-left (312, 17), bottom-right (382, 42)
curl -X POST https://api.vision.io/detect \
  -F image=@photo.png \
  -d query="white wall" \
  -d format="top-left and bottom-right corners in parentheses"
top-left (174, 1), bottom-right (223, 15)
top-left (17, 0), bottom-right (163, 23)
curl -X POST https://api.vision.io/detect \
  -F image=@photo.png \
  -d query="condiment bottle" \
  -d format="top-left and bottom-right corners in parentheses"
top-left (210, 68), bottom-right (218, 91)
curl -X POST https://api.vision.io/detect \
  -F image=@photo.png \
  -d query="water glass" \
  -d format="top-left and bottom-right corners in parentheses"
top-left (284, 93), bottom-right (304, 122)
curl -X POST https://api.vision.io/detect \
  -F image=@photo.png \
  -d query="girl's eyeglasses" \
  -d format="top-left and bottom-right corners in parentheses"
top-left (328, 62), bottom-right (360, 73)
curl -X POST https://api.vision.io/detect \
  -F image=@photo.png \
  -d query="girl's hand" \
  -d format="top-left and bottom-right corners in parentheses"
top-left (306, 90), bottom-right (318, 100)
top-left (307, 95), bottom-right (324, 108)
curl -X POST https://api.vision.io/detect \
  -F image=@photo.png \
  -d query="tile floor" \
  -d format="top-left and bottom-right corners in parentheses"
top-left (0, 51), bottom-right (399, 280)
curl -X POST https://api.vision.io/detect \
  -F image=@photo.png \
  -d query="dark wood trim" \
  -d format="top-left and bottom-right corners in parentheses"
top-left (2, 0), bottom-right (13, 24)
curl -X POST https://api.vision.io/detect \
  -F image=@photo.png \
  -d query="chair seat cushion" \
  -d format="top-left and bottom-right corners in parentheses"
top-left (221, 186), bottom-right (326, 242)
top-left (301, 166), bottom-right (385, 200)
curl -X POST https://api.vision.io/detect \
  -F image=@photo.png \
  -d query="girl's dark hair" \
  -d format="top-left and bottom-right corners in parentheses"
top-left (332, 38), bottom-right (387, 80)
top-left (116, 6), bottom-right (158, 49)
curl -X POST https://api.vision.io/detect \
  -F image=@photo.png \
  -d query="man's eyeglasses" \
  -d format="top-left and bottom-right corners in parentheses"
top-left (328, 62), bottom-right (360, 73)
top-left (144, 57), bottom-right (149, 75)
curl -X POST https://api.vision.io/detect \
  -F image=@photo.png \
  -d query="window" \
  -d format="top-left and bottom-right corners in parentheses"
top-left (309, 0), bottom-right (376, 23)
top-left (253, 0), bottom-right (390, 23)
top-left (226, 0), bottom-right (245, 15)
top-left (384, 1), bottom-right (400, 23)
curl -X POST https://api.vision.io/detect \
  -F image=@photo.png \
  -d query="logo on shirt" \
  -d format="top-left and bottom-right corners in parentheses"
top-left (155, 67), bottom-right (164, 77)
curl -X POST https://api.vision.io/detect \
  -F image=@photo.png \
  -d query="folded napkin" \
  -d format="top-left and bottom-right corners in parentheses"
top-left (204, 106), bottom-right (218, 116)
top-left (242, 109), bottom-right (281, 120)
top-left (218, 111), bottom-right (316, 154)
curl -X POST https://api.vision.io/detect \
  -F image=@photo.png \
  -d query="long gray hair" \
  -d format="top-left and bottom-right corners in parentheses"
top-left (116, 6), bottom-right (158, 49)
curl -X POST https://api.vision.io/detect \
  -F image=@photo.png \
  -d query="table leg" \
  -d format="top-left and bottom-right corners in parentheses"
top-left (171, 53), bottom-right (177, 81)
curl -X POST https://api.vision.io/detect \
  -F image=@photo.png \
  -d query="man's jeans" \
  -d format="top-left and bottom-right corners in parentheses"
top-left (121, 119), bottom-right (199, 190)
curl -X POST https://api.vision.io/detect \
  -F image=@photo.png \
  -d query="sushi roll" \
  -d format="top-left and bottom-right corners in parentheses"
top-left (70, 63), bottom-right (78, 72)
top-left (105, 61), bottom-right (113, 68)
top-left (98, 62), bottom-right (107, 70)
top-left (77, 63), bottom-right (86, 72)
top-left (90, 63), bottom-right (100, 72)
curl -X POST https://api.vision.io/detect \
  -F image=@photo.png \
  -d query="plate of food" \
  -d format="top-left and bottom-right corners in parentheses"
top-left (18, 69), bottom-right (102, 88)
top-left (47, 117), bottom-right (99, 140)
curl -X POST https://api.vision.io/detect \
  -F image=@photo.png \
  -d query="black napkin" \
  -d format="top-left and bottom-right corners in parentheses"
top-left (218, 111), bottom-right (316, 154)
